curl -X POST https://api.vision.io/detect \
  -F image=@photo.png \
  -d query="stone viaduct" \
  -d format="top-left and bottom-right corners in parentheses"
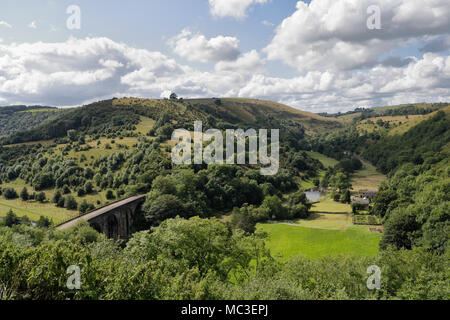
top-left (55, 195), bottom-right (146, 239)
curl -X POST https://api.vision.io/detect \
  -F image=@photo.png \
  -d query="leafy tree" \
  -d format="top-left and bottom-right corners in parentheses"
top-left (36, 192), bottom-right (46, 203)
top-left (3, 209), bottom-right (20, 227)
top-left (64, 195), bottom-right (78, 210)
top-left (142, 194), bottom-right (186, 226)
top-left (3, 188), bottom-right (18, 200)
top-left (106, 190), bottom-right (116, 200)
top-left (36, 216), bottom-right (51, 229)
top-left (20, 187), bottom-right (29, 201)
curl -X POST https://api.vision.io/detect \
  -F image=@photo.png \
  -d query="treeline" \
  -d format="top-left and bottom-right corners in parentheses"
top-left (0, 106), bottom-right (61, 139)
top-left (362, 110), bottom-right (449, 174)
top-left (0, 218), bottom-right (448, 300)
top-left (1, 100), bottom-right (140, 145)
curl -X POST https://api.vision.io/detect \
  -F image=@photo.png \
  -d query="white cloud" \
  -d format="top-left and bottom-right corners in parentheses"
top-left (208, 0), bottom-right (269, 19)
top-left (28, 21), bottom-right (37, 29)
top-left (168, 29), bottom-right (240, 63)
top-left (0, 36), bottom-right (448, 113)
top-left (0, 21), bottom-right (12, 28)
top-left (215, 50), bottom-right (265, 74)
top-left (265, 0), bottom-right (450, 72)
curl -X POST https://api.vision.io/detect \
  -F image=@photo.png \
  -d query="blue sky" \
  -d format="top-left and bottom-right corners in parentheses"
top-left (0, 0), bottom-right (449, 113)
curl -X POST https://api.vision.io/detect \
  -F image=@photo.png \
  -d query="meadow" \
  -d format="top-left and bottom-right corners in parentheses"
top-left (258, 223), bottom-right (381, 260)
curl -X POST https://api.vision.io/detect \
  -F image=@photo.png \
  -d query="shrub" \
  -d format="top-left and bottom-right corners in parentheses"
top-left (64, 195), bottom-right (78, 210)
top-left (106, 190), bottom-right (116, 200)
top-left (36, 192), bottom-right (46, 203)
top-left (20, 187), bottom-right (29, 201)
top-left (3, 188), bottom-right (18, 199)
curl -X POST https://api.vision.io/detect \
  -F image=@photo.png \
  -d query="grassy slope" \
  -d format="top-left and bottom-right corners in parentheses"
top-left (350, 159), bottom-right (386, 191)
top-left (258, 223), bottom-right (381, 260)
top-left (186, 98), bottom-right (342, 136)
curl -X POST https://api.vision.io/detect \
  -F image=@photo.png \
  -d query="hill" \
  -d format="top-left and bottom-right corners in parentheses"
top-left (0, 105), bottom-right (64, 139)
top-left (1, 97), bottom-right (342, 145)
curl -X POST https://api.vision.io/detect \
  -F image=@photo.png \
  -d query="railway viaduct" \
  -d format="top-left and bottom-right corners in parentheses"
top-left (56, 195), bottom-right (146, 239)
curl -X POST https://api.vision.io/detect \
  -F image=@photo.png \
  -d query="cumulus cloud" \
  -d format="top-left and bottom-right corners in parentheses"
top-left (0, 36), bottom-right (448, 113)
top-left (208, 0), bottom-right (269, 19)
top-left (265, 0), bottom-right (450, 72)
top-left (215, 50), bottom-right (265, 74)
top-left (168, 29), bottom-right (240, 63)
top-left (0, 21), bottom-right (12, 28)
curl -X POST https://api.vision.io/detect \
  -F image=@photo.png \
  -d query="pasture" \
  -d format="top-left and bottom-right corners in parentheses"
top-left (258, 223), bottom-right (381, 260)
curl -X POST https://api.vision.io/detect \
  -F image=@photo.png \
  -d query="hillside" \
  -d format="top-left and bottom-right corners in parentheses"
top-left (0, 105), bottom-right (64, 138)
top-left (1, 97), bottom-right (341, 146)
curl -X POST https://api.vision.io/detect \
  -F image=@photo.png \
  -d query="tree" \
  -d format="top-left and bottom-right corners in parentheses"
top-left (169, 93), bottom-right (178, 100)
top-left (20, 187), bottom-right (29, 201)
top-left (37, 216), bottom-right (51, 229)
top-left (380, 208), bottom-right (421, 250)
top-left (67, 129), bottom-right (77, 142)
top-left (261, 195), bottom-right (288, 220)
top-left (64, 195), bottom-right (78, 210)
top-left (52, 190), bottom-right (62, 204)
top-left (230, 206), bottom-right (256, 234)
top-left (106, 190), bottom-right (116, 200)
top-left (142, 194), bottom-right (185, 226)
top-left (84, 181), bottom-right (93, 194)
top-left (3, 188), bottom-right (18, 199)
top-left (3, 209), bottom-right (20, 227)
top-left (78, 200), bottom-right (91, 214)
top-left (36, 192), bottom-right (46, 203)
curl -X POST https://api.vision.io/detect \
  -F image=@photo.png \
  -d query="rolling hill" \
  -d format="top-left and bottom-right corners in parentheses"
top-left (1, 97), bottom-right (342, 145)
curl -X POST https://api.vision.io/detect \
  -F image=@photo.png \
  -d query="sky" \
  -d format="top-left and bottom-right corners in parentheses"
top-left (0, 0), bottom-right (449, 113)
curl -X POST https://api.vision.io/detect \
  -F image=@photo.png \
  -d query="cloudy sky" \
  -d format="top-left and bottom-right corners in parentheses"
top-left (0, 0), bottom-right (449, 113)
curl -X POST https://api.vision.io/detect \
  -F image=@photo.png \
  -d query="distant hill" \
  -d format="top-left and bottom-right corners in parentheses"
top-left (1, 97), bottom-right (342, 145)
top-left (0, 105), bottom-right (63, 139)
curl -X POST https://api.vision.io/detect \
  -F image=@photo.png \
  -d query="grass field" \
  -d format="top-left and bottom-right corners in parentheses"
top-left (295, 213), bottom-right (352, 230)
top-left (311, 196), bottom-right (352, 213)
top-left (306, 151), bottom-right (339, 168)
top-left (258, 223), bottom-right (381, 260)
top-left (0, 198), bottom-right (76, 224)
top-left (350, 159), bottom-right (386, 191)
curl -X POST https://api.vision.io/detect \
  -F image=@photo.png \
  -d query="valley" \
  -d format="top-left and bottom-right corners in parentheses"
top-left (0, 96), bottom-right (448, 300)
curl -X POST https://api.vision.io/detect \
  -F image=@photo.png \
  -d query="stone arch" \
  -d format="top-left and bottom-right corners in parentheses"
top-left (107, 214), bottom-right (119, 239)
top-left (91, 222), bottom-right (102, 233)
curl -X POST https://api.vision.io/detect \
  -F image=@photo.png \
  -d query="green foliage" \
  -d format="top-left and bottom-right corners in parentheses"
top-left (3, 187), bottom-right (18, 199)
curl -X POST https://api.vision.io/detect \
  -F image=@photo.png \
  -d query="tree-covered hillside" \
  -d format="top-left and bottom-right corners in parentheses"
top-left (0, 106), bottom-right (63, 139)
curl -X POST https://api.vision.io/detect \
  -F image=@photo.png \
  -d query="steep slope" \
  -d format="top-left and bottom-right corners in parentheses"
top-left (0, 106), bottom-right (63, 138)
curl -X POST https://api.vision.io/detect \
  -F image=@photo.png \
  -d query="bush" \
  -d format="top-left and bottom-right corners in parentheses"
top-left (37, 216), bottom-right (51, 229)
top-left (64, 195), bottom-right (78, 210)
top-left (2, 209), bottom-right (20, 227)
top-left (3, 188), bottom-right (18, 199)
top-left (20, 187), bottom-right (29, 201)
top-left (36, 192), bottom-right (46, 203)
top-left (106, 190), bottom-right (116, 200)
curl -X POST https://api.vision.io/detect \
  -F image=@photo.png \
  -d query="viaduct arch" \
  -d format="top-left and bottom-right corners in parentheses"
top-left (55, 195), bottom-right (146, 240)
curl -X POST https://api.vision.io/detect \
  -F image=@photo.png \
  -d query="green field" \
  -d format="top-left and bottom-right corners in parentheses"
top-left (350, 159), bottom-right (386, 191)
top-left (311, 196), bottom-right (352, 213)
top-left (258, 223), bottom-right (381, 260)
top-left (295, 213), bottom-right (352, 230)
top-left (306, 151), bottom-right (339, 168)
top-left (0, 198), bottom-right (75, 224)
